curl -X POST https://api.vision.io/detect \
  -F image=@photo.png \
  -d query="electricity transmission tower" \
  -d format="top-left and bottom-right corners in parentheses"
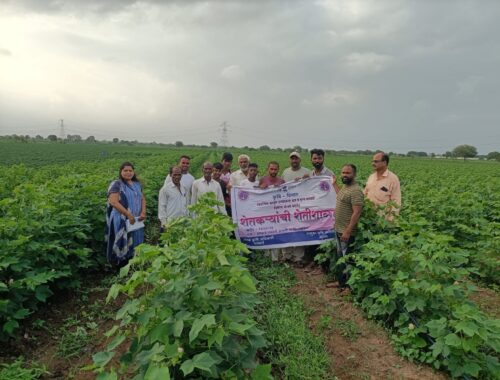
top-left (219, 121), bottom-right (230, 147)
top-left (59, 119), bottom-right (66, 139)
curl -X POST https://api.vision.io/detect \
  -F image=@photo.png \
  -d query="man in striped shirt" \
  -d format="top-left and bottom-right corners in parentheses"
top-left (332, 164), bottom-right (364, 292)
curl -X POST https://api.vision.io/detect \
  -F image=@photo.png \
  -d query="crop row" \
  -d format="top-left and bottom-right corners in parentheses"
top-left (0, 150), bottom-right (211, 340)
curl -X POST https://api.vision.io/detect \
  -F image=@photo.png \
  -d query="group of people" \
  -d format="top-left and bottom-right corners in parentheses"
top-left (105, 150), bottom-right (401, 290)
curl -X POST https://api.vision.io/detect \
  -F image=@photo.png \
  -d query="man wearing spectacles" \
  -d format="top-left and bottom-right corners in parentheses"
top-left (364, 152), bottom-right (401, 214)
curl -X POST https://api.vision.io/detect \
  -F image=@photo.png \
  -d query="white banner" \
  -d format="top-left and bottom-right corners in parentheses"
top-left (231, 176), bottom-right (336, 249)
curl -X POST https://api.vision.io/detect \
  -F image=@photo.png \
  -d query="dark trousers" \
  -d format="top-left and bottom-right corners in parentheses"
top-left (335, 232), bottom-right (355, 288)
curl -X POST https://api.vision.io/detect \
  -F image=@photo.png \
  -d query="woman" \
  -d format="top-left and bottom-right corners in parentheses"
top-left (105, 162), bottom-right (146, 265)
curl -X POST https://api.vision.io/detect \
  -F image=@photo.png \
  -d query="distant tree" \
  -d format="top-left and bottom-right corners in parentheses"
top-left (112, 138), bottom-right (119, 143)
top-left (407, 151), bottom-right (428, 157)
top-left (444, 151), bottom-right (452, 158)
top-left (486, 151), bottom-right (500, 161)
top-left (86, 135), bottom-right (96, 143)
top-left (35, 135), bottom-right (44, 140)
top-left (210, 141), bottom-right (218, 148)
top-left (292, 145), bottom-right (303, 152)
top-left (47, 134), bottom-right (58, 141)
top-left (452, 144), bottom-right (477, 159)
top-left (259, 145), bottom-right (271, 151)
top-left (67, 134), bottom-right (82, 142)
top-left (175, 141), bottom-right (184, 147)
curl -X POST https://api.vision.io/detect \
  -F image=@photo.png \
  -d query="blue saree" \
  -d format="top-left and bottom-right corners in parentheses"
top-left (105, 180), bottom-right (145, 265)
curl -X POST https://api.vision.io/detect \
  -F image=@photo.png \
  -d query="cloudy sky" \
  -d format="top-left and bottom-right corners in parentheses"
top-left (1, 0), bottom-right (499, 153)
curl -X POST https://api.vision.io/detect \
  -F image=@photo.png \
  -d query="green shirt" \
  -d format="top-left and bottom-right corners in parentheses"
top-left (335, 182), bottom-right (364, 234)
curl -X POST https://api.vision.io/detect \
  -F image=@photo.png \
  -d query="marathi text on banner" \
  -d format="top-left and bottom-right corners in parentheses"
top-left (231, 176), bottom-right (336, 249)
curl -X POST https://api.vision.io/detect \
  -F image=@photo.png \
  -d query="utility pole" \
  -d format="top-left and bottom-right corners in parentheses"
top-left (59, 119), bottom-right (66, 140)
top-left (219, 121), bottom-right (230, 147)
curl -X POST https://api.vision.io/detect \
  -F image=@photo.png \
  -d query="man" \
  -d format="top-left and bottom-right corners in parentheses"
top-left (306, 149), bottom-right (335, 272)
top-left (220, 152), bottom-right (233, 185)
top-left (281, 152), bottom-right (311, 264)
top-left (229, 154), bottom-right (251, 188)
top-left (333, 164), bottom-right (364, 292)
top-left (259, 161), bottom-right (285, 262)
top-left (164, 155), bottom-right (195, 191)
top-left (191, 161), bottom-right (227, 215)
top-left (212, 162), bottom-right (230, 214)
top-left (310, 149), bottom-right (335, 178)
top-left (240, 163), bottom-right (259, 188)
top-left (282, 151), bottom-right (311, 182)
top-left (364, 152), bottom-right (401, 213)
top-left (158, 166), bottom-right (189, 229)
top-left (259, 161), bottom-right (285, 189)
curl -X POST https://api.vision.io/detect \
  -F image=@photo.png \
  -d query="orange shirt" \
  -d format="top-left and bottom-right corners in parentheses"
top-left (364, 169), bottom-right (401, 209)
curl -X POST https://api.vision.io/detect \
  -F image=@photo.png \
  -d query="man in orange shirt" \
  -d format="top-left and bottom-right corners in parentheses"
top-left (364, 152), bottom-right (401, 214)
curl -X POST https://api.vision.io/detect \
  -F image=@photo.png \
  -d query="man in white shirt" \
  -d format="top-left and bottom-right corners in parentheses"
top-left (240, 163), bottom-right (259, 188)
top-left (158, 166), bottom-right (189, 229)
top-left (164, 155), bottom-right (195, 191)
top-left (281, 151), bottom-right (311, 264)
top-left (282, 151), bottom-right (311, 182)
top-left (229, 154), bottom-right (250, 188)
top-left (191, 162), bottom-right (227, 215)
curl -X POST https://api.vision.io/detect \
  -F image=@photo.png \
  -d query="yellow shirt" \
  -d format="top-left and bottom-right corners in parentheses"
top-left (364, 169), bottom-right (401, 209)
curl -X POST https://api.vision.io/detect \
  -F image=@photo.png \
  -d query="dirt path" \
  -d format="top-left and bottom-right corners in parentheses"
top-left (291, 268), bottom-right (448, 380)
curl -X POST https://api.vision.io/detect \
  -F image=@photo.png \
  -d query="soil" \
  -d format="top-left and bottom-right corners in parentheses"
top-left (291, 267), bottom-right (449, 380)
top-left (0, 271), bottom-right (124, 380)
top-left (2, 266), bottom-right (497, 379)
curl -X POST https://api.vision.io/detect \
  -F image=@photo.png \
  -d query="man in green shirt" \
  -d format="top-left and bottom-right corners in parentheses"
top-left (332, 164), bottom-right (364, 291)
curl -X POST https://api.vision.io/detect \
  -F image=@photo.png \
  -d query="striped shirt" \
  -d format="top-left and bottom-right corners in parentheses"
top-left (335, 182), bottom-right (364, 234)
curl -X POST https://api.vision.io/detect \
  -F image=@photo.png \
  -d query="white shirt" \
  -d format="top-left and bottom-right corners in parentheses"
top-left (312, 166), bottom-right (335, 178)
top-left (165, 172), bottom-right (195, 191)
top-left (229, 169), bottom-right (248, 187)
top-left (191, 177), bottom-right (227, 215)
top-left (158, 182), bottom-right (189, 226)
top-left (282, 167), bottom-right (311, 182)
top-left (240, 178), bottom-right (259, 188)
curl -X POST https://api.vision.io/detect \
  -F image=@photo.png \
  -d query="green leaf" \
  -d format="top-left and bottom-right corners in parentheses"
top-left (135, 343), bottom-right (164, 366)
top-left (426, 318), bottom-right (447, 337)
top-left (191, 351), bottom-right (216, 372)
top-left (180, 359), bottom-right (194, 376)
top-left (107, 334), bottom-right (126, 351)
top-left (3, 319), bottom-right (19, 334)
top-left (189, 314), bottom-right (216, 343)
top-left (462, 362), bottom-right (481, 377)
top-left (228, 322), bottom-right (254, 335)
top-left (173, 319), bottom-right (184, 338)
top-left (13, 308), bottom-right (30, 320)
top-left (454, 321), bottom-right (478, 337)
top-left (107, 284), bottom-right (121, 302)
top-left (208, 326), bottom-right (225, 348)
top-left (93, 351), bottom-right (115, 368)
top-left (444, 333), bottom-right (462, 347)
top-left (104, 325), bottom-right (118, 338)
top-left (234, 274), bottom-right (257, 293)
top-left (251, 364), bottom-right (273, 380)
top-left (144, 364), bottom-right (171, 380)
top-left (96, 371), bottom-right (118, 380)
top-left (35, 285), bottom-right (53, 302)
top-left (216, 252), bottom-right (230, 266)
top-left (149, 323), bottom-right (170, 344)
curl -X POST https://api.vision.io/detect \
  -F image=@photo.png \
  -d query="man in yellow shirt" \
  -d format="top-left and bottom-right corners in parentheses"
top-left (364, 152), bottom-right (401, 214)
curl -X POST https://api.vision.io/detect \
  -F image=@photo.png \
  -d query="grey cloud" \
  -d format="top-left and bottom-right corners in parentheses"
top-left (1, 1), bottom-right (500, 153)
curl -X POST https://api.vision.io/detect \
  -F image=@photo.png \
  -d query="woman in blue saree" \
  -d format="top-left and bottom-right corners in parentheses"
top-left (106, 162), bottom-right (146, 266)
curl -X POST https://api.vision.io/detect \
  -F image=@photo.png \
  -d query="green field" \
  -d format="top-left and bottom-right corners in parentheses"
top-left (0, 141), bottom-right (499, 379)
